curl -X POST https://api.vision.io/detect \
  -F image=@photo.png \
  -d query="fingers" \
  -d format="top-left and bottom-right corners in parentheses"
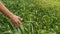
top-left (11, 15), bottom-right (22, 28)
top-left (18, 16), bottom-right (23, 21)
top-left (13, 20), bottom-right (21, 29)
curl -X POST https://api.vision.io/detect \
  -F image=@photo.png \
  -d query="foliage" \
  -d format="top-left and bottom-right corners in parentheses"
top-left (0, 0), bottom-right (60, 34)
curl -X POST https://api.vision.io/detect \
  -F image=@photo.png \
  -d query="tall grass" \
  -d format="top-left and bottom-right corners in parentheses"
top-left (0, 0), bottom-right (60, 34)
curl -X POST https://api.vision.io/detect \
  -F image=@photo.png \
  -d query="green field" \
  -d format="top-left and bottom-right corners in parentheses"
top-left (0, 0), bottom-right (60, 34)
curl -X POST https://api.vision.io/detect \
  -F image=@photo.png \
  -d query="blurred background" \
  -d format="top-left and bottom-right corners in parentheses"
top-left (0, 0), bottom-right (60, 34)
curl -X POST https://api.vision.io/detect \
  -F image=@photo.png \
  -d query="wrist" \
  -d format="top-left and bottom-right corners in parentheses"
top-left (7, 13), bottom-right (15, 19)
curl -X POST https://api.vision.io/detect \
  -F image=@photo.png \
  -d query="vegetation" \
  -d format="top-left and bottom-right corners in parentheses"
top-left (0, 0), bottom-right (60, 34)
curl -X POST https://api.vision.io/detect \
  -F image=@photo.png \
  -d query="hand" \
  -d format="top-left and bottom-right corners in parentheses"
top-left (10, 15), bottom-right (22, 26)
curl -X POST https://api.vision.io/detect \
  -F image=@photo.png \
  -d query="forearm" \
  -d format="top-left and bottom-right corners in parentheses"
top-left (0, 2), bottom-right (14, 18)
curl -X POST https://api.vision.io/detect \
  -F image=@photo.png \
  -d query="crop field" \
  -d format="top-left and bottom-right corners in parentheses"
top-left (0, 0), bottom-right (60, 34)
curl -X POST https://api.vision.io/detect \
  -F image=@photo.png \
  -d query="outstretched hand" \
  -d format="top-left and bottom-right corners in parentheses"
top-left (10, 15), bottom-right (22, 26)
top-left (0, 2), bottom-right (22, 29)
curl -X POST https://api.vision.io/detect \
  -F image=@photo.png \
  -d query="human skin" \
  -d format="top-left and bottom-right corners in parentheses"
top-left (0, 2), bottom-right (21, 26)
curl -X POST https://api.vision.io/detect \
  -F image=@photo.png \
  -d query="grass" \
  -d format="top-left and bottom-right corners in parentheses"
top-left (0, 0), bottom-right (60, 34)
